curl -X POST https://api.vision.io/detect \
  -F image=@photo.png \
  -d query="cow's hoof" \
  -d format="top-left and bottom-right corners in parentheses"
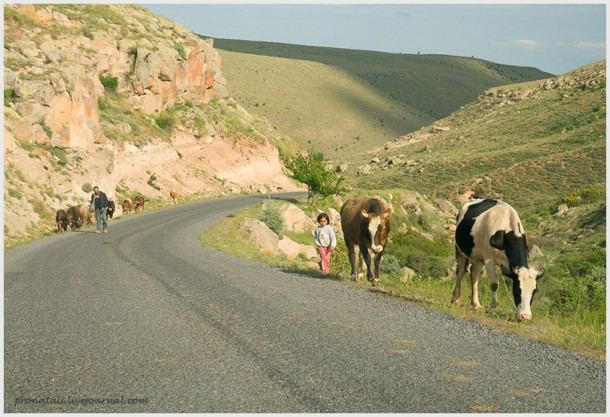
top-left (451, 297), bottom-right (460, 305)
top-left (371, 278), bottom-right (380, 286)
top-left (350, 274), bottom-right (357, 281)
top-left (472, 304), bottom-right (482, 310)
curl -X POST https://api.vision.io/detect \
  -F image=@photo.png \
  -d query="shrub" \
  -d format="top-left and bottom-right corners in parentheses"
top-left (4, 89), bottom-right (16, 105)
top-left (46, 145), bottom-right (67, 166)
top-left (259, 203), bottom-right (284, 236)
top-left (386, 231), bottom-right (453, 278)
top-left (154, 109), bottom-right (178, 134)
top-left (82, 183), bottom-right (93, 193)
top-left (562, 187), bottom-right (605, 207)
top-left (147, 173), bottom-right (160, 190)
top-left (174, 41), bottom-right (187, 60)
top-left (8, 188), bottom-right (22, 200)
top-left (99, 74), bottom-right (118, 92)
top-left (41, 124), bottom-right (53, 139)
top-left (380, 254), bottom-right (404, 279)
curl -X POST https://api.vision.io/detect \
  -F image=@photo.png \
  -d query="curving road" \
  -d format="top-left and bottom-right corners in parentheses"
top-left (4, 193), bottom-right (605, 413)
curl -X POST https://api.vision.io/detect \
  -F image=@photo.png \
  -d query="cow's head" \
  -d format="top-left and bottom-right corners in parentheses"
top-left (361, 205), bottom-right (394, 254)
top-left (66, 212), bottom-right (74, 230)
top-left (501, 265), bottom-right (545, 321)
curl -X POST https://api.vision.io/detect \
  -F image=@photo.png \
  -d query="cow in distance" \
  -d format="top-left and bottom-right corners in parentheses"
top-left (170, 188), bottom-right (178, 205)
top-left (67, 204), bottom-right (93, 230)
top-left (122, 199), bottom-right (133, 215)
top-left (133, 196), bottom-right (145, 212)
top-left (55, 209), bottom-right (71, 233)
top-left (107, 199), bottom-right (116, 219)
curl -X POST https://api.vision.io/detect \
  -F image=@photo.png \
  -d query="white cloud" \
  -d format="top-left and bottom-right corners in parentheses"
top-left (573, 41), bottom-right (606, 50)
top-left (512, 39), bottom-right (540, 50)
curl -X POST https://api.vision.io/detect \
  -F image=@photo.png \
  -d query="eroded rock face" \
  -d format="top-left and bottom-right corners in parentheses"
top-left (5, 4), bottom-right (228, 149)
top-left (3, 4), bottom-right (302, 242)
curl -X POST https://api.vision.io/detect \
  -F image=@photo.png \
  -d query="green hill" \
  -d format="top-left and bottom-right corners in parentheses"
top-left (345, 60), bottom-right (606, 215)
top-left (201, 36), bottom-right (553, 155)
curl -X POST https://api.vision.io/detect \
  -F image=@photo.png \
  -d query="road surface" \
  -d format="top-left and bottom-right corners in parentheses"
top-left (4, 193), bottom-right (605, 412)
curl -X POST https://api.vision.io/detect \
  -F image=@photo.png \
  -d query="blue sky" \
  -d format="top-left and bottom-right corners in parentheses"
top-left (142, 3), bottom-right (606, 75)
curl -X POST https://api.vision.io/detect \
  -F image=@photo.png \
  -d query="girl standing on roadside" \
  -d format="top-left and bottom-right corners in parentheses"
top-left (312, 212), bottom-right (337, 275)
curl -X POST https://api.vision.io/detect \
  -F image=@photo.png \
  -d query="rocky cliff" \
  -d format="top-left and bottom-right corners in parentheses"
top-left (4, 4), bottom-right (300, 244)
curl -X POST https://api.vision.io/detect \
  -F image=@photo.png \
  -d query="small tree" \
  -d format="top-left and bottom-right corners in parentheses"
top-left (285, 151), bottom-right (345, 203)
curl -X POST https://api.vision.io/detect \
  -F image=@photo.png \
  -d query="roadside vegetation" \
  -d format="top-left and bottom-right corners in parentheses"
top-left (200, 62), bottom-right (605, 361)
top-left (200, 190), bottom-right (605, 361)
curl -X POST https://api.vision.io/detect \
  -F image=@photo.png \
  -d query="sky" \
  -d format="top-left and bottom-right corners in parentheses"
top-left (142, 3), bottom-right (606, 75)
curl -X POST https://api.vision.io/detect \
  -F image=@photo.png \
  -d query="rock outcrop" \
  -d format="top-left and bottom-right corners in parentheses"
top-left (4, 4), bottom-right (301, 244)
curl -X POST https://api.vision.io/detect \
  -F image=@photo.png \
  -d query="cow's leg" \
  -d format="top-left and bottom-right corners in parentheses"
top-left (372, 250), bottom-right (384, 286)
top-left (485, 260), bottom-right (500, 310)
top-left (470, 261), bottom-right (484, 310)
top-left (359, 243), bottom-right (374, 283)
top-left (355, 247), bottom-right (364, 280)
top-left (346, 240), bottom-right (358, 281)
top-left (452, 250), bottom-right (469, 304)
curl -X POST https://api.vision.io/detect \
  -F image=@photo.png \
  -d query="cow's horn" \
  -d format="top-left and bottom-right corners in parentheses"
top-left (536, 267), bottom-right (545, 279)
top-left (361, 209), bottom-right (369, 217)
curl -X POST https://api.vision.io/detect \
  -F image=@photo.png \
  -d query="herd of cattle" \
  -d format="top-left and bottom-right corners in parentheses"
top-left (53, 188), bottom-right (542, 321)
top-left (339, 196), bottom-right (543, 322)
top-left (55, 195), bottom-right (147, 233)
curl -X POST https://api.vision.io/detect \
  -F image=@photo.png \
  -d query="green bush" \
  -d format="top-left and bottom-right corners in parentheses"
top-left (544, 246), bottom-right (606, 323)
top-left (562, 187), bottom-right (605, 207)
top-left (154, 108), bottom-right (179, 134)
top-left (380, 253), bottom-right (404, 279)
top-left (386, 231), bottom-right (453, 278)
top-left (46, 145), bottom-right (67, 166)
top-left (82, 183), bottom-right (93, 193)
top-left (259, 203), bottom-right (284, 236)
top-left (4, 89), bottom-right (16, 105)
top-left (174, 41), bottom-right (187, 60)
top-left (147, 173), bottom-right (160, 190)
top-left (8, 188), bottom-right (22, 200)
top-left (99, 74), bottom-right (118, 92)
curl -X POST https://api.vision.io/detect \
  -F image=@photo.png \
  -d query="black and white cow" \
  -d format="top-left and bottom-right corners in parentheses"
top-left (451, 199), bottom-right (544, 321)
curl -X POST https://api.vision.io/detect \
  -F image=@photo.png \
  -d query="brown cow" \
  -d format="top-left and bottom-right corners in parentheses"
top-left (55, 209), bottom-right (71, 233)
top-left (67, 204), bottom-right (93, 230)
top-left (133, 196), bottom-right (145, 212)
top-left (170, 188), bottom-right (178, 205)
top-left (121, 199), bottom-right (133, 215)
top-left (340, 196), bottom-right (394, 286)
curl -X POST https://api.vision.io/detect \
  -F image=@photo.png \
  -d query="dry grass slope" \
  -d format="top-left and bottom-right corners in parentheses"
top-left (208, 37), bottom-right (552, 156)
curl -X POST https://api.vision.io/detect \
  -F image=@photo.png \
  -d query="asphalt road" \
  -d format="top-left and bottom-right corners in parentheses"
top-left (4, 193), bottom-right (606, 413)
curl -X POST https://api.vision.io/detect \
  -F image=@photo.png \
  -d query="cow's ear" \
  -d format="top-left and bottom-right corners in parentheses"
top-left (361, 209), bottom-right (369, 218)
top-left (490, 230), bottom-right (505, 250)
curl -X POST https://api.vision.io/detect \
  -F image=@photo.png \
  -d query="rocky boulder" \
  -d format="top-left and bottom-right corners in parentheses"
top-left (280, 203), bottom-right (316, 233)
top-left (242, 220), bottom-right (280, 254)
top-left (278, 236), bottom-right (317, 260)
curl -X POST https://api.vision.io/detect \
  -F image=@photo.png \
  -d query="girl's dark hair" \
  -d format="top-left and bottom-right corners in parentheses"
top-left (317, 212), bottom-right (330, 223)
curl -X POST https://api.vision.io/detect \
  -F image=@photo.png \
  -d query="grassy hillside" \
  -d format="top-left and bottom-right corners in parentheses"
top-left (218, 50), bottom-right (432, 155)
top-left (203, 37), bottom-right (552, 156)
top-left (345, 61), bottom-right (606, 215)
